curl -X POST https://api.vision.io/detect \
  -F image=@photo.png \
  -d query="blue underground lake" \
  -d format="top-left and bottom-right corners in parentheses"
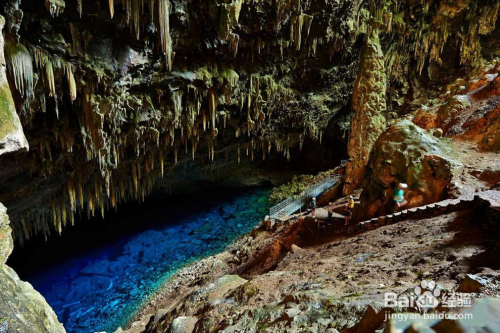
top-left (8, 186), bottom-right (271, 333)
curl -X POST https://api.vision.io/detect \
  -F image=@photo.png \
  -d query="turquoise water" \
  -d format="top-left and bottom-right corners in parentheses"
top-left (11, 187), bottom-right (270, 333)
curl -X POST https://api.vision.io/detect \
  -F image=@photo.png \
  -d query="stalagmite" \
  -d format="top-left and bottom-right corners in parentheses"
top-left (345, 29), bottom-right (387, 195)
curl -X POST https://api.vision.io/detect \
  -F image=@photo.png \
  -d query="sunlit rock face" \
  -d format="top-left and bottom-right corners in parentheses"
top-left (0, 15), bottom-right (28, 156)
top-left (359, 120), bottom-right (456, 219)
top-left (0, 0), bottom-right (498, 244)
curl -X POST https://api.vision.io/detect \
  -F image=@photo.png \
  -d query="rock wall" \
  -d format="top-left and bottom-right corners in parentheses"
top-left (0, 14), bottom-right (28, 156)
top-left (344, 28), bottom-right (387, 195)
top-left (0, 203), bottom-right (65, 332)
top-left (0, 17), bottom-right (62, 331)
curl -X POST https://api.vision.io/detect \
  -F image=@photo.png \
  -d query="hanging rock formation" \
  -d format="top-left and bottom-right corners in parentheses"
top-left (0, 14), bottom-right (28, 156)
top-left (344, 28), bottom-right (387, 195)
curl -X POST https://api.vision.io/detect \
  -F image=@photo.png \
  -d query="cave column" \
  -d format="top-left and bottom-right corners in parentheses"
top-left (344, 28), bottom-right (387, 195)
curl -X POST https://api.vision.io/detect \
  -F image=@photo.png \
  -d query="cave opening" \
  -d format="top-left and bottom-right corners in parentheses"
top-left (5, 120), bottom-right (347, 332)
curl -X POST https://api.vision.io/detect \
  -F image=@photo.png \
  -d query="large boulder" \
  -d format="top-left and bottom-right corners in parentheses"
top-left (359, 120), bottom-right (456, 219)
top-left (0, 203), bottom-right (65, 332)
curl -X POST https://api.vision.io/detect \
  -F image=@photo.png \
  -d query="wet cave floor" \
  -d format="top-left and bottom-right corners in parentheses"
top-left (7, 186), bottom-right (271, 333)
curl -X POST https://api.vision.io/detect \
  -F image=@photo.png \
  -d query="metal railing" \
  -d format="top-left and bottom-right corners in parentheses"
top-left (269, 174), bottom-right (344, 219)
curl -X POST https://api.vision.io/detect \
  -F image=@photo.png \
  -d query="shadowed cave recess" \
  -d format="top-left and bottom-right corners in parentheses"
top-left (0, 0), bottom-right (500, 332)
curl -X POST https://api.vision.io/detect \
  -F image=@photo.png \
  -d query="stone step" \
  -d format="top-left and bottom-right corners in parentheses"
top-left (344, 195), bottom-right (479, 236)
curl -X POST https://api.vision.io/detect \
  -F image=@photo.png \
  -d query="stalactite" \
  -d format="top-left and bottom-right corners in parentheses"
top-left (109, 0), bottom-right (115, 18)
top-left (64, 63), bottom-right (77, 101)
top-left (218, 0), bottom-right (243, 39)
top-left (303, 14), bottom-right (313, 39)
top-left (5, 38), bottom-right (34, 98)
top-left (69, 23), bottom-right (82, 56)
top-left (293, 13), bottom-right (313, 51)
top-left (45, 61), bottom-right (56, 97)
top-left (132, 0), bottom-right (141, 39)
top-left (228, 33), bottom-right (240, 58)
top-left (220, 68), bottom-right (239, 87)
top-left (45, 0), bottom-right (65, 17)
top-left (149, 0), bottom-right (156, 20)
top-left (172, 90), bottom-right (183, 128)
top-left (158, 0), bottom-right (173, 71)
top-left (75, 0), bottom-right (82, 17)
top-left (209, 90), bottom-right (217, 130)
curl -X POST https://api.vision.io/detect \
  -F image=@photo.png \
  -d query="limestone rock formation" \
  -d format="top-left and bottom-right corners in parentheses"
top-left (0, 203), bottom-right (65, 332)
top-left (344, 28), bottom-right (387, 195)
top-left (0, 0), bottom-right (496, 246)
top-left (359, 120), bottom-right (456, 219)
top-left (0, 15), bottom-right (28, 156)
